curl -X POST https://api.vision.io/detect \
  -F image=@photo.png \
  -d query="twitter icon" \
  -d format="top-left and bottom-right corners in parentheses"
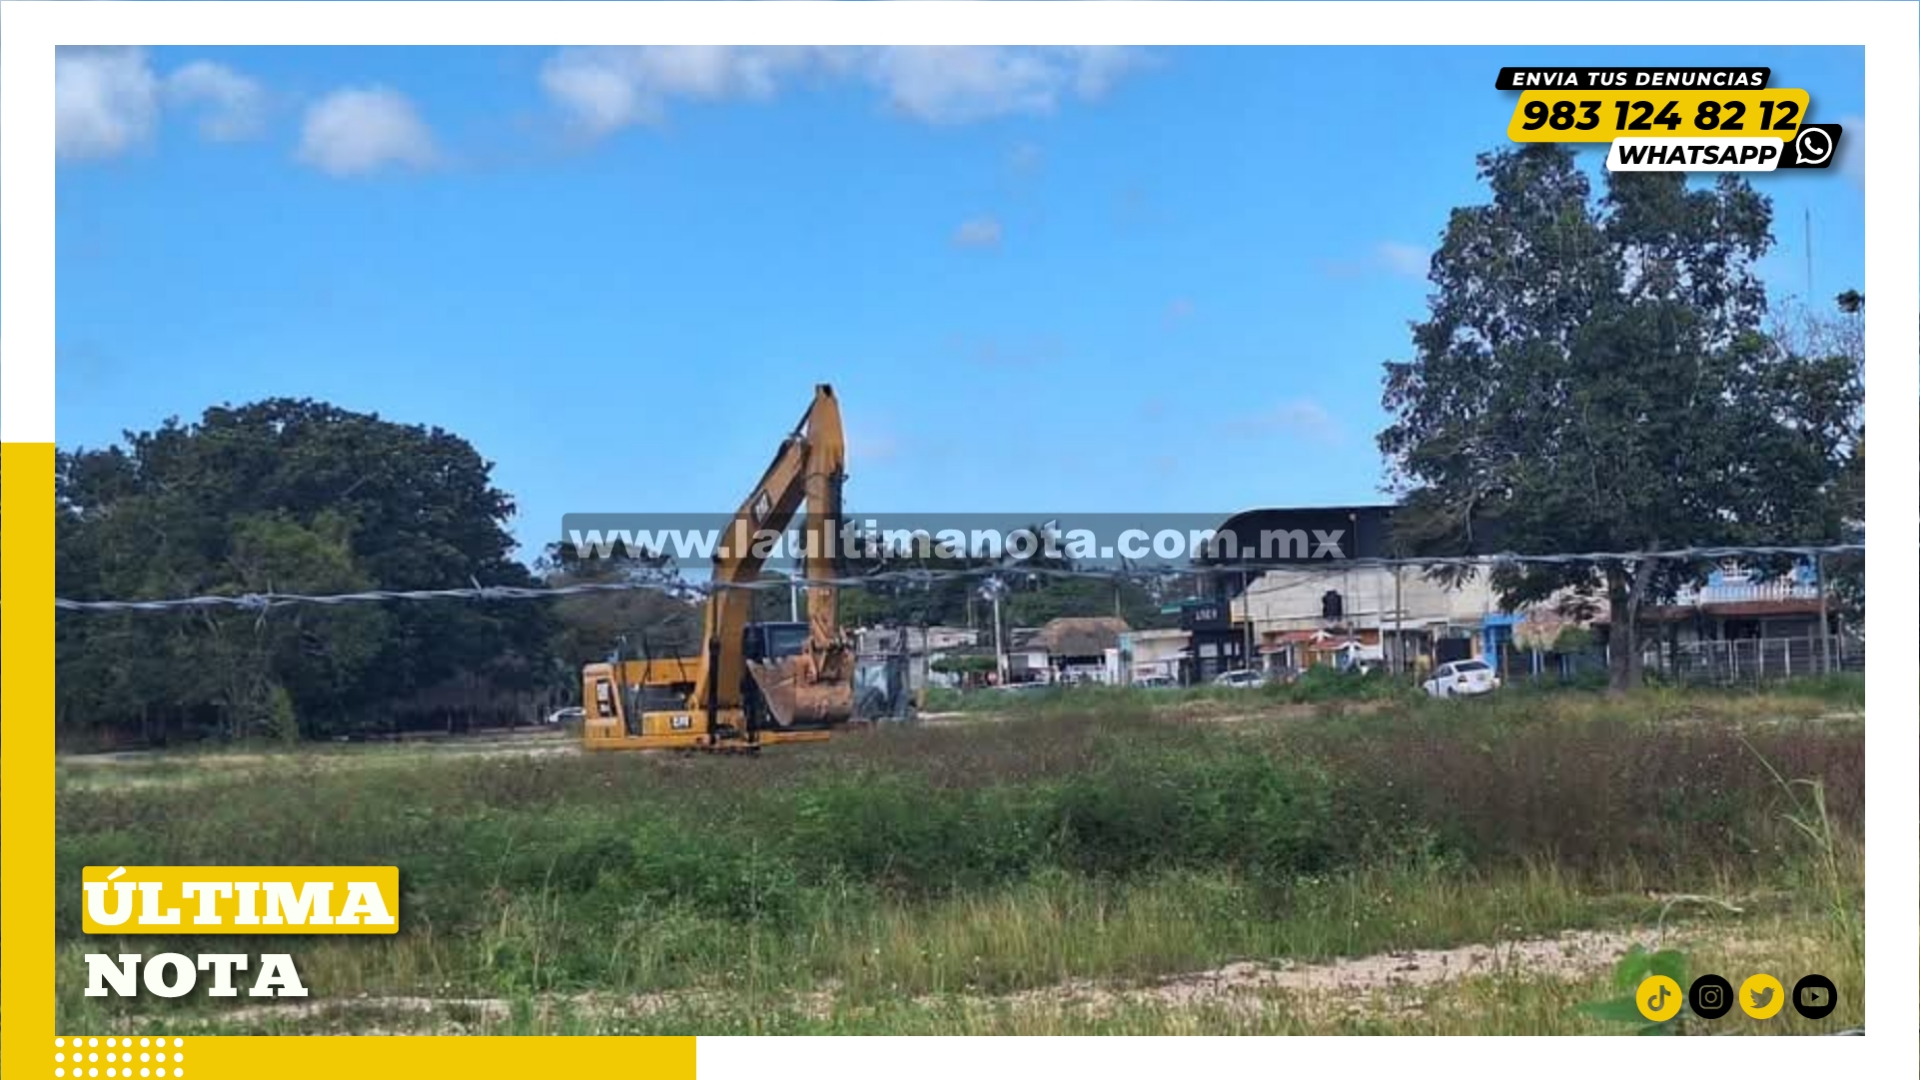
top-left (1740, 973), bottom-right (1785, 1019)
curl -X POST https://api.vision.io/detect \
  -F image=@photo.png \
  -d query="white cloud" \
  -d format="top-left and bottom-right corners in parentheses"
top-left (1320, 242), bottom-right (1433, 280)
top-left (1068, 46), bottom-right (1151, 100)
top-left (296, 87), bottom-right (437, 177)
top-left (1374, 241), bottom-right (1430, 278)
top-left (56, 47), bottom-right (159, 160)
top-left (867, 46), bottom-right (1150, 125)
top-left (1233, 399), bottom-right (1342, 445)
top-left (59, 50), bottom-right (269, 161)
top-left (540, 46), bottom-right (1153, 137)
top-left (865, 47), bottom-right (1056, 125)
top-left (952, 216), bottom-right (1004, 250)
top-left (165, 60), bottom-right (266, 142)
top-left (541, 57), bottom-right (653, 134)
top-left (540, 46), bottom-right (817, 134)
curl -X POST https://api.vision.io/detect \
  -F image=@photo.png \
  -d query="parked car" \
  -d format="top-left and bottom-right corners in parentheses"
top-left (1132, 675), bottom-right (1177, 689)
top-left (544, 706), bottom-right (586, 726)
top-left (1422, 659), bottom-right (1500, 698)
top-left (1212, 669), bottom-right (1267, 689)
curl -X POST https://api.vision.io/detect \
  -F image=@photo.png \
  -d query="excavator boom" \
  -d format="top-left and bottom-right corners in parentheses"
top-left (580, 384), bottom-right (854, 751)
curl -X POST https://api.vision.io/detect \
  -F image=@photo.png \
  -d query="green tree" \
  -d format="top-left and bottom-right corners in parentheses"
top-left (1379, 146), bottom-right (1861, 690)
top-left (1772, 289), bottom-right (1864, 632)
top-left (1003, 576), bottom-right (1169, 629)
top-left (831, 525), bottom-right (998, 629)
top-left (57, 398), bottom-right (553, 744)
top-left (537, 539), bottom-right (701, 666)
top-left (194, 511), bottom-right (391, 741)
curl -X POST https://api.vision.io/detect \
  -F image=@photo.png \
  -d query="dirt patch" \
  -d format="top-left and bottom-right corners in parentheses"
top-left (156, 929), bottom-right (1653, 1033)
top-left (922, 698), bottom-right (1398, 729)
top-left (992, 929), bottom-right (1642, 1021)
top-left (59, 731), bottom-right (583, 792)
top-left (171, 984), bottom-right (842, 1034)
top-left (1175, 928), bottom-right (1634, 995)
top-left (66, 730), bottom-right (576, 768)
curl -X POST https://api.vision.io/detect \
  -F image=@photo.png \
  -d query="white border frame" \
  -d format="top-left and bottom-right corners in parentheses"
top-left (5, 3), bottom-right (1915, 1074)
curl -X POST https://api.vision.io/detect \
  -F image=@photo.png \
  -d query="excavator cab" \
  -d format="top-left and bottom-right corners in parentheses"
top-left (743, 622), bottom-right (809, 663)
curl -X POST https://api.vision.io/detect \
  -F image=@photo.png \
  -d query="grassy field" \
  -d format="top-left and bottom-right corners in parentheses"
top-left (56, 678), bottom-right (1865, 1035)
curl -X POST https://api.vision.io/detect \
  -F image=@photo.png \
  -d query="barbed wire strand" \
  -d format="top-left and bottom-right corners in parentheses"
top-left (51, 543), bottom-right (1865, 615)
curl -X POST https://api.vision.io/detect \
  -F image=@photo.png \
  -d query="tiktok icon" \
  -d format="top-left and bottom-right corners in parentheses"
top-left (1636, 975), bottom-right (1683, 1022)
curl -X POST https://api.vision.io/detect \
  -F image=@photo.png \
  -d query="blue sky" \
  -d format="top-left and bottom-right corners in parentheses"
top-left (55, 45), bottom-right (1867, 559)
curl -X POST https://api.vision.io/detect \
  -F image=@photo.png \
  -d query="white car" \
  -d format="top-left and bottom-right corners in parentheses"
top-left (1212, 669), bottom-right (1266, 689)
top-left (544, 706), bottom-right (586, 726)
top-left (1422, 659), bottom-right (1501, 698)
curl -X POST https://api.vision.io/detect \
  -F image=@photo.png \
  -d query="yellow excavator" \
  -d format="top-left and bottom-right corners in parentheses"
top-left (579, 384), bottom-right (872, 752)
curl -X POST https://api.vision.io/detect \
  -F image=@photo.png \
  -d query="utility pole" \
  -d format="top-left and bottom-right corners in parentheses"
top-left (919, 615), bottom-right (931, 703)
top-left (987, 578), bottom-right (1009, 686)
top-left (1392, 565), bottom-right (1405, 677)
top-left (1815, 552), bottom-right (1831, 675)
top-left (1240, 569), bottom-right (1253, 670)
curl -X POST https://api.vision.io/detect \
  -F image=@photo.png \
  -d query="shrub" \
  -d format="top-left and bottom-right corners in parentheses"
top-left (54, 685), bottom-right (1861, 962)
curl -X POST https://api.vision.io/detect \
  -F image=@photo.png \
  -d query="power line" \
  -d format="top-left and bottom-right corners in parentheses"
top-left (51, 543), bottom-right (1866, 616)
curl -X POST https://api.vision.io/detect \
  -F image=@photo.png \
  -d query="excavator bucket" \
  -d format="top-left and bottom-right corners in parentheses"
top-left (746, 655), bottom-right (854, 729)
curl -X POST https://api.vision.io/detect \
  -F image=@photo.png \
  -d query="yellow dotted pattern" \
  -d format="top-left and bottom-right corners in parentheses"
top-left (52, 1037), bottom-right (185, 1079)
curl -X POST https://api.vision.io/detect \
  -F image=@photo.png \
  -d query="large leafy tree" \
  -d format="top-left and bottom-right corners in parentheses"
top-left (1379, 146), bottom-right (1860, 690)
top-left (1780, 289), bottom-right (1866, 628)
top-left (536, 539), bottom-right (701, 664)
top-left (57, 398), bottom-right (554, 744)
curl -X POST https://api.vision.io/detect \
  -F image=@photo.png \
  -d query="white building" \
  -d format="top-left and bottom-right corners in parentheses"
top-left (1232, 564), bottom-right (1505, 672)
top-left (1120, 628), bottom-right (1191, 683)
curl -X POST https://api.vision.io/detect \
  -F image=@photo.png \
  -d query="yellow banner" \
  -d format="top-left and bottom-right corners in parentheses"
top-left (51, 1035), bottom-right (697, 1079)
top-left (1507, 88), bottom-right (1811, 142)
top-left (81, 866), bottom-right (399, 935)
top-left (3, 443), bottom-right (58, 1074)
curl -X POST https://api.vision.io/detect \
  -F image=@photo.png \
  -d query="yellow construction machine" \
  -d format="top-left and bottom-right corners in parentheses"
top-left (579, 384), bottom-right (864, 751)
